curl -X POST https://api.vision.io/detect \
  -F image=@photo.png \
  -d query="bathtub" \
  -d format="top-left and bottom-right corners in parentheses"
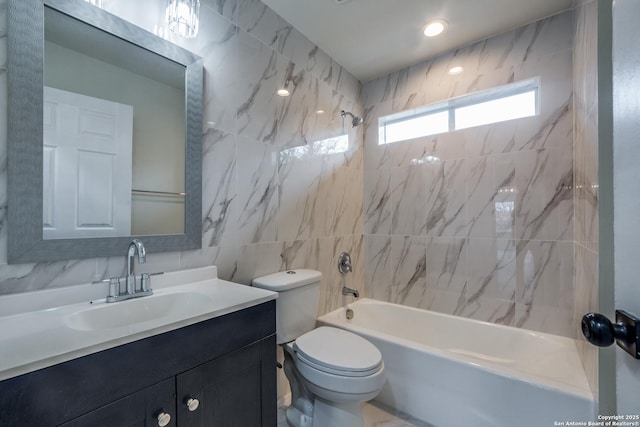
top-left (317, 299), bottom-right (595, 427)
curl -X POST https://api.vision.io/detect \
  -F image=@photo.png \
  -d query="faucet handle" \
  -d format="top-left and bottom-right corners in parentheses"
top-left (141, 273), bottom-right (151, 292)
top-left (108, 277), bottom-right (120, 298)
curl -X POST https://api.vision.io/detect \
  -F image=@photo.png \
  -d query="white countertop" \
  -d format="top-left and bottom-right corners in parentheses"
top-left (0, 267), bottom-right (277, 381)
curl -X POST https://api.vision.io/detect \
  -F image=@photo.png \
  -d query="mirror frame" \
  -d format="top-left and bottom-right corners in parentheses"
top-left (7, 0), bottom-right (203, 263)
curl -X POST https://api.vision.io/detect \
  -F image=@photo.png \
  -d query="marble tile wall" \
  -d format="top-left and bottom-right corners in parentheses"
top-left (0, 0), bottom-right (365, 319)
top-left (572, 0), bottom-right (599, 399)
top-left (362, 10), bottom-right (578, 338)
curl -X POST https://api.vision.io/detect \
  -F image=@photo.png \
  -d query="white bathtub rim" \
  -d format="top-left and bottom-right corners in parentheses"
top-left (318, 299), bottom-right (593, 402)
top-left (334, 298), bottom-right (576, 343)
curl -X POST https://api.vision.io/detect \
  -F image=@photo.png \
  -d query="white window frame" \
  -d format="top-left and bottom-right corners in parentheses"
top-left (378, 78), bottom-right (539, 145)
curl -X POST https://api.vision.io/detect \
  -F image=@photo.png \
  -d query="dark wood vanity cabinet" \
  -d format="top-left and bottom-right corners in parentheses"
top-left (59, 378), bottom-right (177, 427)
top-left (0, 301), bottom-right (277, 427)
top-left (176, 339), bottom-right (273, 427)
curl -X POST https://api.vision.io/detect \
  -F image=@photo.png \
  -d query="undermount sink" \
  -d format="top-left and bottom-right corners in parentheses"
top-left (64, 291), bottom-right (214, 331)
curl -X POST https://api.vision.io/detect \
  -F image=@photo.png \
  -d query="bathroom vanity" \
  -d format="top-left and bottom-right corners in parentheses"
top-left (0, 268), bottom-right (277, 427)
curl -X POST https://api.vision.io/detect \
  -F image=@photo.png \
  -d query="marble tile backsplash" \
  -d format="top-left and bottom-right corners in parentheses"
top-left (362, 10), bottom-right (578, 339)
top-left (0, 0), bottom-right (364, 319)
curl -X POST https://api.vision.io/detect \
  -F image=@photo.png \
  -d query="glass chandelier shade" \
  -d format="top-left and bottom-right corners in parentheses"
top-left (166, 0), bottom-right (200, 39)
top-left (84, 0), bottom-right (103, 7)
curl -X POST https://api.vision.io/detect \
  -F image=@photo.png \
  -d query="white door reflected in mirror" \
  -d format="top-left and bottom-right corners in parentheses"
top-left (43, 86), bottom-right (133, 239)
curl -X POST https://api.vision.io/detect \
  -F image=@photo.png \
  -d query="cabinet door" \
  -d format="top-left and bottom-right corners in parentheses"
top-left (176, 337), bottom-right (276, 427)
top-left (59, 378), bottom-right (175, 427)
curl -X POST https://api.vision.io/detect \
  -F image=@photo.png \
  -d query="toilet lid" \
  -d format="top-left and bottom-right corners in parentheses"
top-left (293, 327), bottom-right (382, 375)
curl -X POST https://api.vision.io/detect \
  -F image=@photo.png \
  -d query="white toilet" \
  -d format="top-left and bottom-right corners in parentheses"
top-left (252, 269), bottom-right (385, 427)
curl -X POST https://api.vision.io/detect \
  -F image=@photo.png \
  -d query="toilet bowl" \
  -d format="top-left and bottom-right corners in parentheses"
top-left (283, 327), bottom-right (385, 427)
top-left (292, 327), bottom-right (385, 400)
top-left (252, 270), bottom-right (385, 427)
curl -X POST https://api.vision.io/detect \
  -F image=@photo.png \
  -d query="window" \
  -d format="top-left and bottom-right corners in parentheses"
top-left (378, 78), bottom-right (538, 145)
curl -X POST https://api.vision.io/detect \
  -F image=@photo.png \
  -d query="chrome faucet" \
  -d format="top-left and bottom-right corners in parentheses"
top-left (94, 239), bottom-right (154, 303)
top-left (342, 286), bottom-right (359, 298)
top-left (126, 239), bottom-right (146, 294)
top-left (338, 252), bottom-right (359, 298)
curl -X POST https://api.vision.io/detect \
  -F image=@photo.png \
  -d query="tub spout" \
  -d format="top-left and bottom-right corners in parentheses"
top-left (342, 286), bottom-right (359, 298)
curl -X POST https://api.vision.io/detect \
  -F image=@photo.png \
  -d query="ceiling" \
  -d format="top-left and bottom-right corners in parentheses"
top-left (261, 0), bottom-right (574, 82)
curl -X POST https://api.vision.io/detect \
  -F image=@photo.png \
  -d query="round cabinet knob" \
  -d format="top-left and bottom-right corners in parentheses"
top-left (157, 412), bottom-right (171, 427)
top-left (186, 397), bottom-right (200, 412)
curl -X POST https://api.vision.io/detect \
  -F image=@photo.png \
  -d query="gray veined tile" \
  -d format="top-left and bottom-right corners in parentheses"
top-left (466, 154), bottom-right (517, 239)
top-left (279, 239), bottom-right (312, 272)
top-left (515, 148), bottom-right (573, 241)
top-left (516, 98), bottom-right (572, 153)
top-left (424, 287), bottom-right (468, 317)
top-left (390, 236), bottom-right (427, 309)
top-left (233, 241), bottom-right (281, 285)
top-left (363, 67), bottom-right (410, 107)
top-left (364, 168), bottom-right (392, 235)
top-left (425, 237), bottom-right (467, 294)
top-left (307, 44), bottom-right (334, 87)
top-left (463, 295), bottom-right (515, 326)
top-left (201, 129), bottom-right (237, 249)
top-left (201, 0), bottom-right (237, 22)
top-left (390, 165), bottom-right (427, 236)
top-left (514, 240), bottom-right (574, 337)
top-left (275, 16), bottom-right (310, 68)
top-left (275, 58), bottom-right (312, 150)
top-left (277, 154), bottom-right (321, 242)
top-left (513, 10), bottom-right (573, 63)
top-left (311, 237), bottom-right (340, 316)
top-left (467, 238), bottom-right (516, 301)
top-left (320, 153), bottom-right (364, 238)
top-left (236, 136), bottom-right (279, 245)
top-left (335, 66), bottom-right (362, 103)
top-left (425, 159), bottom-right (468, 238)
top-left (236, 0), bottom-right (278, 47)
top-left (0, 259), bottom-right (99, 296)
top-left (237, 29), bottom-right (278, 144)
top-left (180, 245), bottom-right (238, 281)
top-left (201, 17), bottom-right (238, 135)
top-left (364, 235), bottom-right (392, 302)
top-left (466, 155), bottom-right (496, 238)
top-left (574, 1), bottom-right (599, 115)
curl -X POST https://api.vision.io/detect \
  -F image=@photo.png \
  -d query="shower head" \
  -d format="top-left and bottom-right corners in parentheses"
top-left (341, 110), bottom-right (363, 127)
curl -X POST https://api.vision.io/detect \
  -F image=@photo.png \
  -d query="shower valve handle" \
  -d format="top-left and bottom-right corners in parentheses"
top-left (581, 310), bottom-right (640, 359)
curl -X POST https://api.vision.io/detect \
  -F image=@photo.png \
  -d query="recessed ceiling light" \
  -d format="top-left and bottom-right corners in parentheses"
top-left (448, 66), bottom-right (464, 75)
top-left (277, 88), bottom-right (290, 97)
top-left (316, 109), bottom-right (325, 114)
top-left (423, 20), bottom-right (448, 37)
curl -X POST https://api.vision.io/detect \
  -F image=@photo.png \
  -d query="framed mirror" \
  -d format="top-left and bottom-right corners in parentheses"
top-left (7, 0), bottom-right (203, 263)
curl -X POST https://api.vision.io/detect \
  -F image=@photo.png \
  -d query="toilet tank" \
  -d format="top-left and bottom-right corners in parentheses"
top-left (252, 269), bottom-right (322, 344)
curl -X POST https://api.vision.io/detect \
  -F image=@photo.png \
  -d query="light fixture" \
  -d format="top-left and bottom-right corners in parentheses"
top-left (316, 109), bottom-right (325, 114)
top-left (84, 0), bottom-right (103, 7)
top-left (448, 66), bottom-right (464, 75)
top-left (277, 79), bottom-right (291, 97)
top-left (166, 0), bottom-right (200, 39)
top-left (423, 19), bottom-right (448, 37)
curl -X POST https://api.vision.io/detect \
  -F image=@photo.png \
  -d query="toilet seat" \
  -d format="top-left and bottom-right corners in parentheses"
top-left (293, 327), bottom-right (383, 377)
